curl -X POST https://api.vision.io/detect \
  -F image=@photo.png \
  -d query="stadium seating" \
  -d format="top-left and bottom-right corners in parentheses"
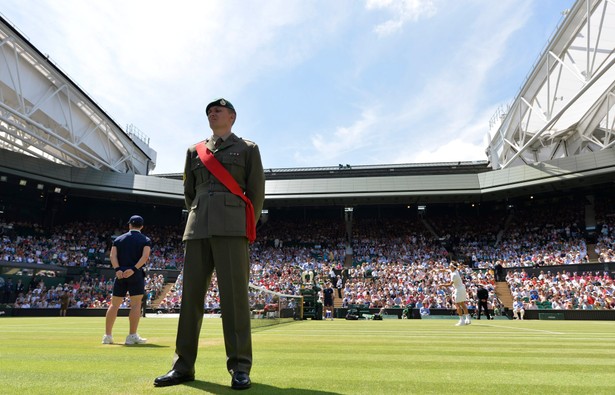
top-left (2, 194), bottom-right (614, 316)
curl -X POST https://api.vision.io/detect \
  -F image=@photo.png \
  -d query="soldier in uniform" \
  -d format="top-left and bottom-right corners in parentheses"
top-left (155, 98), bottom-right (265, 390)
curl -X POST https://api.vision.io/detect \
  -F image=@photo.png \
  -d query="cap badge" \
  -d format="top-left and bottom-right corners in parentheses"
top-left (220, 99), bottom-right (226, 106)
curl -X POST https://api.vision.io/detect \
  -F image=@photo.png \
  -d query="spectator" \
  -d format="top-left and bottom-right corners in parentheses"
top-left (512, 297), bottom-right (525, 320)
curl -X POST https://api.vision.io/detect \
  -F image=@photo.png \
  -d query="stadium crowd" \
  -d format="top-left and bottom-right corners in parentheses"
top-left (4, 272), bottom-right (165, 310)
top-left (506, 269), bottom-right (615, 310)
top-left (0, 221), bottom-right (184, 269)
top-left (2, 194), bottom-right (615, 313)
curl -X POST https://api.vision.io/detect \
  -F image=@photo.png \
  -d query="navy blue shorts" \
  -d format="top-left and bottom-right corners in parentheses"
top-left (112, 269), bottom-right (145, 297)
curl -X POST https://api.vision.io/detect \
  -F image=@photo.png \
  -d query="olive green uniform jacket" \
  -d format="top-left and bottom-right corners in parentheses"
top-left (182, 133), bottom-right (265, 240)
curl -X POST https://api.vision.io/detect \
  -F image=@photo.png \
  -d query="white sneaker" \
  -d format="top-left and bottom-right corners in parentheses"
top-left (102, 335), bottom-right (113, 344)
top-left (465, 317), bottom-right (471, 325)
top-left (125, 333), bottom-right (147, 345)
top-left (455, 320), bottom-right (465, 326)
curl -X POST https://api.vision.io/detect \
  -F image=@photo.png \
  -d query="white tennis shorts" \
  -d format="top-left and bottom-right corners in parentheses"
top-left (454, 286), bottom-right (467, 303)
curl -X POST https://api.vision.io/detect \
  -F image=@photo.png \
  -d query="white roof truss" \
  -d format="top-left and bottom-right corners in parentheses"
top-left (0, 17), bottom-right (155, 174)
top-left (487, 0), bottom-right (615, 169)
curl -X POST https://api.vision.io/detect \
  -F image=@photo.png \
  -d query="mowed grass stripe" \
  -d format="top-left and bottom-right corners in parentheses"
top-left (1, 317), bottom-right (614, 394)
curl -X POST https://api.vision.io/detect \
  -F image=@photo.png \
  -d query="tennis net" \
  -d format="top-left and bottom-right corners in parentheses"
top-left (248, 284), bottom-right (303, 331)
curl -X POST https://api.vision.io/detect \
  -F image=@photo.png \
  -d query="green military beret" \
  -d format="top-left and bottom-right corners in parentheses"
top-left (206, 98), bottom-right (235, 114)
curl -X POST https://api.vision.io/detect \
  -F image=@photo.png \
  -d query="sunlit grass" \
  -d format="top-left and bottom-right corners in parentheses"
top-left (0, 317), bottom-right (614, 394)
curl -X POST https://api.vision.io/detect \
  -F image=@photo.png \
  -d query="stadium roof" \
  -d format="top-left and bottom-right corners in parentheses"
top-left (154, 160), bottom-right (491, 181)
top-left (2, 147), bottom-right (614, 207)
top-left (0, 15), bottom-right (156, 175)
top-left (487, 0), bottom-right (615, 170)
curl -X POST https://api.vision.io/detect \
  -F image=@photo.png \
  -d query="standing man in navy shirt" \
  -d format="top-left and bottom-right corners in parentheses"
top-left (103, 215), bottom-right (151, 345)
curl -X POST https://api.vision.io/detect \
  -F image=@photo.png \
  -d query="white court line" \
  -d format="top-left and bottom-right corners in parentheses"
top-left (479, 323), bottom-right (564, 335)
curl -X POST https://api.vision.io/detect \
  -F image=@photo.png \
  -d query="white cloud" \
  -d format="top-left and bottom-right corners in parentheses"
top-left (295, 108), bottom-right (378, 165)
top-left (395, 105), bottom-right (498, 164)
top-left (412, 138), bottom-right (486, 163)
top-left (365, 0), bottom-right (437, 36)
top-left (376, 2), bottom-right (533, 163)
top-left (290, 1), bottom-right (534, 168)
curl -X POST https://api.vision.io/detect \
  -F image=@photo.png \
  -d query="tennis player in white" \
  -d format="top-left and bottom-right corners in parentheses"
top-left (439, 262), bottom-right (471, 326)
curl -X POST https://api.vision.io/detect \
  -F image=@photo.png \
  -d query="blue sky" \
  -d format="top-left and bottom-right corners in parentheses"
top-left (1, 0), bottom-right (575, 174)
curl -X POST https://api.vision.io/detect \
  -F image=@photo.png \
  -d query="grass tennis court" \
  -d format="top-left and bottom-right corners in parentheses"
top-left (1, 316), bottom-right (614, 394)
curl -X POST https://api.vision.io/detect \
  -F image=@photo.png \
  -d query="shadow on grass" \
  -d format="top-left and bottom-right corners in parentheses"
top-left (180, 380), bottom-right (341, 394)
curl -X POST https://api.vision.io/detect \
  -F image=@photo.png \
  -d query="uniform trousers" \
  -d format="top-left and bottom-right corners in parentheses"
top-left (172, 236), bottom-right (252, 375)
top-left (477, 299), bottom-right (491, 319)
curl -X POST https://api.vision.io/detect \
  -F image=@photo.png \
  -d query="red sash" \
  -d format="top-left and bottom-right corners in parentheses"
top-left (195, 141), bottom-right (256, 243)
